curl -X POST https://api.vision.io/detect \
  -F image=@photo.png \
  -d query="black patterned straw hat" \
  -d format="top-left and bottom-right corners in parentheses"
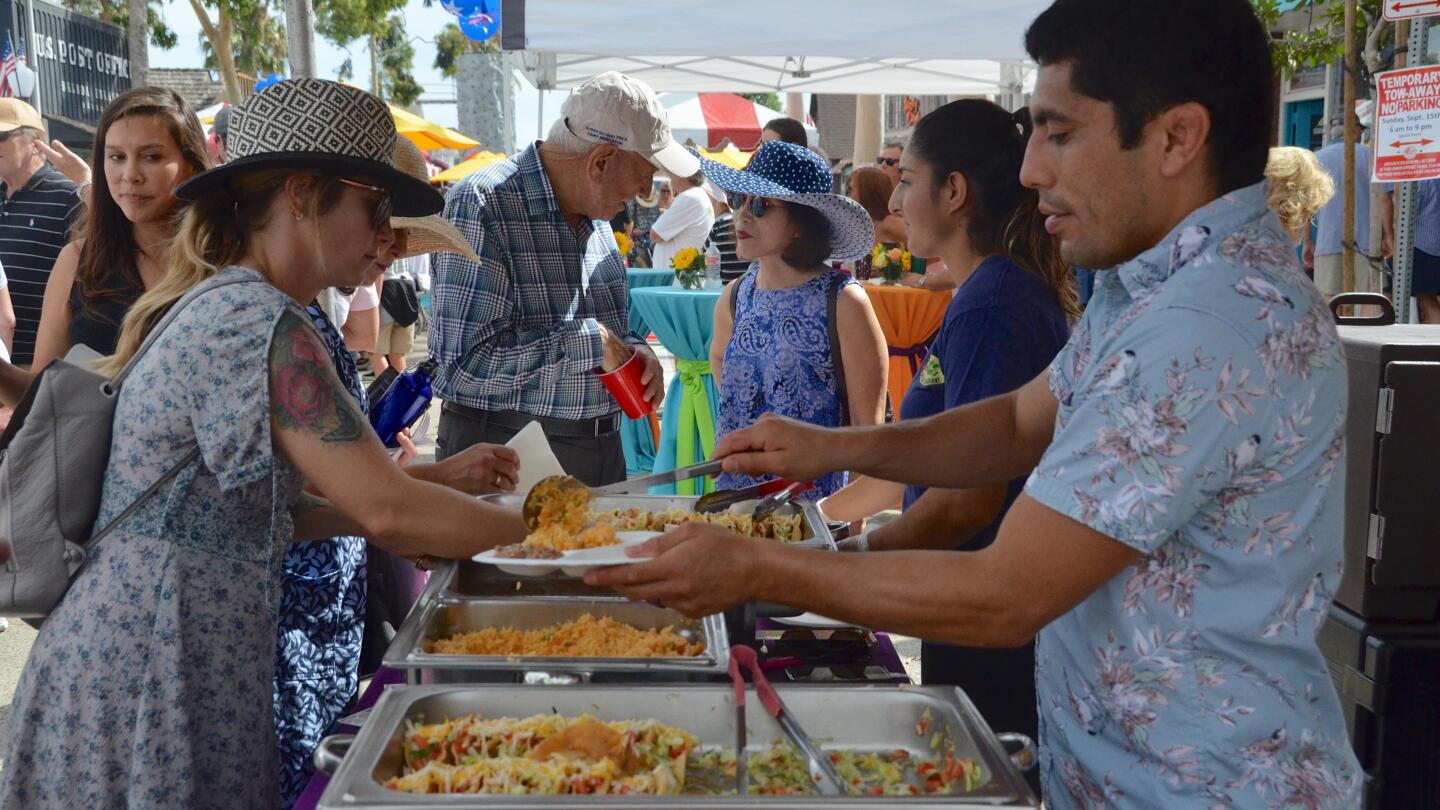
top-left (175, 78), bottom-right (443, 217)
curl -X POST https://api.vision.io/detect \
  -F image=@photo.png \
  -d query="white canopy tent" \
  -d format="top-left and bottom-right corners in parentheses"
top-left (500, 0), bottom-right (1046, 97)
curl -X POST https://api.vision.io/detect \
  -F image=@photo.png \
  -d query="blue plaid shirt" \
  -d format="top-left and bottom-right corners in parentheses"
top-left (430, 143), bottom-right (641, 420)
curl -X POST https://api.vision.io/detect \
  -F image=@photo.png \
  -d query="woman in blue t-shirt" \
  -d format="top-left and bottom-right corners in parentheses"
top-left (818, 99), bottom-right (1078, 747)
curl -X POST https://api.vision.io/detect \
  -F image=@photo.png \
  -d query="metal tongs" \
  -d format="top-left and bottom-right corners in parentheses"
top-left (694, 479), bottom-right (814, 518)
top-left (727, 645), bottom-right (844, 796)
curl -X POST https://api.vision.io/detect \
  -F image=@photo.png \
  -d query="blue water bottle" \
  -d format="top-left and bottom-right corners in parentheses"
top-left (368, 357), bottom-right (437, 447)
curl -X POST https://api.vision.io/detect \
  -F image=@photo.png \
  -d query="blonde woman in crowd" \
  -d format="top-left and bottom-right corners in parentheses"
top-left (0, 80), bottom-right (525, 809)
top-left (1266, 146), bottom-right (1335, 245)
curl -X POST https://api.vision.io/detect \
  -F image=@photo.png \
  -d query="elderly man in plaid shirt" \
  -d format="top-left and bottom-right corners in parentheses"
top-left (431, 72), bottom-right (698, 485)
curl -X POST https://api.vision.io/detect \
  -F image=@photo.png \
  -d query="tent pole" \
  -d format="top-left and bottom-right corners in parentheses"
top-left (854, 95), bottom-right (883, 169)
top-left (1342, 0), bottom-right (1357, 306)
top-left (786, 92), bottom-right (804, 122)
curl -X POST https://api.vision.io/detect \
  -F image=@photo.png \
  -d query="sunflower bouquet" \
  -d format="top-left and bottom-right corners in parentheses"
top-left (671, 246), bottom-right (705, 289)
top-left (614, 231), bottom-right (633, 262)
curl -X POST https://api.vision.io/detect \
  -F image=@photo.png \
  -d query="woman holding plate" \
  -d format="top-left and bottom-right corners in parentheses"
top-left (0, 79), bottom-right (526, 809)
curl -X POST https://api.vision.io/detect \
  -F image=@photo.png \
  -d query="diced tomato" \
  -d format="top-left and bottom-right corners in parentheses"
top-left (908, 785), bottom-right (920, 795)
top-left (830, 753), bottom-right (842, 764)
top-left (669, 744), bottom-right (689, 758)
top-left (892, 749), bottom-right (909, 760)
top-left (917, 761), bottom-right (936, 775)
top-left (916, 718), bottom-right (930, 736)
top-left (867, 786), bottom-right (885, 796)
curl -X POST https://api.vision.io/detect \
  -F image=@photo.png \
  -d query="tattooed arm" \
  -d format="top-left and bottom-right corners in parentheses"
top-left (269, 309), bottom-right (526, 556)
top-left (290, 492), bottom-right (367, 542)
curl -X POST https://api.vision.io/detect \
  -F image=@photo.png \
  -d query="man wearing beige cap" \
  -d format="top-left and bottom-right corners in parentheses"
top-left (432, 71), bottom-right (698, 485)
top-left (0, 98), bottom-right (83, 366)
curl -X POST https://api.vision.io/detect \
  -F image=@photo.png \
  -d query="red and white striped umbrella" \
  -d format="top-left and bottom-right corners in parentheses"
top-left (659, 92), bottom-right (818, 152)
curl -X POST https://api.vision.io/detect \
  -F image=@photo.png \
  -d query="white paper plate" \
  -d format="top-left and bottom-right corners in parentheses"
top-left (473, 531), bottom-right (659, 577)
top-left (767, 612), bottom-right (862, 630)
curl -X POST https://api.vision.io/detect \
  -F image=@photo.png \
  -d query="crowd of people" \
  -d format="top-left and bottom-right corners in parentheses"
top-left (0, 0), bottom-right (1375, 807)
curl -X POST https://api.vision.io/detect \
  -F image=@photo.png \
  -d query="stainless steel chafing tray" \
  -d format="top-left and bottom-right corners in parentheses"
top-left (315, 684), bottom-right (1038, 809)
top-left (384, 597), bottom-right (731, 682)
top-left (476, 493), bottom-right (837, 550)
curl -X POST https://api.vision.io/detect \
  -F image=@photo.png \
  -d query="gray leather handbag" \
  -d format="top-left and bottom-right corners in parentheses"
top-left (0, 276), bottom-right (254, 618)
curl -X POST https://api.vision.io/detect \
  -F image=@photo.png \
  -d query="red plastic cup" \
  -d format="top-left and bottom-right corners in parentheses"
top-left (596, 350), bottom-right (654, 419)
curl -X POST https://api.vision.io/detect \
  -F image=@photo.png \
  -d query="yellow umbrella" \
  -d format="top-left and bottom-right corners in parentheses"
top-left (694, 143), bottom-right (751, 170)
top-left (431, 150), bottom-right (508, 183)
top-left (390, 104), bottom-right (481, 151)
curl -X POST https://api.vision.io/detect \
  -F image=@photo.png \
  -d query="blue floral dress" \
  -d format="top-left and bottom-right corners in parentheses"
top-left (0, 268), bottom-right (306, 809)
top-left (716, 268), bottom-right (855, 498)
top-left (271, 304), bottom-right (368, 808)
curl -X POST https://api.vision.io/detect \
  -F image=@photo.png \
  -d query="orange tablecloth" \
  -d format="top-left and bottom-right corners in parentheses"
top-left (862, 284), bottom-right (952, 412)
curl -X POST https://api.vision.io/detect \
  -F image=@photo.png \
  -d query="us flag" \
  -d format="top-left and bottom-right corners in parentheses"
top-left (0, 34), bottom-right (17, 98)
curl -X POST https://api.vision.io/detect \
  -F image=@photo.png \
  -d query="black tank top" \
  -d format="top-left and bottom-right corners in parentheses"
top-left (68, 277), bottom-right (142, 356)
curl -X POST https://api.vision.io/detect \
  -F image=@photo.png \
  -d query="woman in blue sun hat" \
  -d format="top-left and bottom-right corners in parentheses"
top-left (703, 140), bottom-right (888, 499)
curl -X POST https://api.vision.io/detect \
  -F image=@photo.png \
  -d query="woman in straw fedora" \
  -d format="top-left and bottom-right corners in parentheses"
top-left (270, 136), bottom-right (519, 807)
top-left (0, 79), bottom-right (526, 809)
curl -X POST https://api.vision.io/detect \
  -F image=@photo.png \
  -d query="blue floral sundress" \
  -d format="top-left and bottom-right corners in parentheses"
top-left (716, 268), bottom-right (855, 498)
top-left (272, 303), bottom-right (369, 808)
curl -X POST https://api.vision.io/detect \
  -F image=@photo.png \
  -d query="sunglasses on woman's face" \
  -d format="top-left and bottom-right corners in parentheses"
top-left (727, 192), bottom-right (774, 218)
top-left (877, 156), bottom-right (900, 167)
top-left (336, 177), bottom-right (393, 233)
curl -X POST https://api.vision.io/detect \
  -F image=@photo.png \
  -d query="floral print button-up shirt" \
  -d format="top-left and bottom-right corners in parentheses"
top-left (1024, 182), bottom-right (1362, 808)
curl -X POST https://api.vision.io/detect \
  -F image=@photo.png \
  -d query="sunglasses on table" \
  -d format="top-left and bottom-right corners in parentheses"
top-left (336, 177), bottom-right (393, 232)
top-left (876, 156), bottom-right (900, 167)
top-left (726, 192), bottom-right (778, 218)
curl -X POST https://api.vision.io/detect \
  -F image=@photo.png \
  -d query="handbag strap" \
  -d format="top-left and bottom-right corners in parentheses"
top-left (83, 446), bottom-right (201, 550)
top-left (827, 273), bottom-right (850, 427)
top-left (108, 274), bottom-right (262, 390)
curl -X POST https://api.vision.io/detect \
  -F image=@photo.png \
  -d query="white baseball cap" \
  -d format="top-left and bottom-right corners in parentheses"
top-left (560, 71), bottom-right (700, 177)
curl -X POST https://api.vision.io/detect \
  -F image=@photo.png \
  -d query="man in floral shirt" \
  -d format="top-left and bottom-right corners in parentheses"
top-left (588, 0), bottom-right (1363, 806)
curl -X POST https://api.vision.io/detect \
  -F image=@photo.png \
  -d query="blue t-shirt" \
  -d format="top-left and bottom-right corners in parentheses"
top-left (897, 256), bottom-right (1070, 549)
top-left (1412, 178), bottom-right (1440, 257)
top-left (1313, 141), bottom-right (1374, 256)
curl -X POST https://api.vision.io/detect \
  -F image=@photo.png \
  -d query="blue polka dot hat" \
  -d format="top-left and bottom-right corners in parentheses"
top-left (695, 140), bottom-right (875, 261)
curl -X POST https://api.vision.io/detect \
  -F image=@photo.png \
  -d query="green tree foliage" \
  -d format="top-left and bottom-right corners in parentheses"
top-left (375, 14), bottom-right (422, 106)
top-left (316, 0), bottom-right (421, 104)
top-left (739, 93), bottom-right (781, 111)
top-left (185, 0), bottom-right (287, 103)
top-left (433, 20), bottom-right (499, 78)
top-left (63, 0), bottom-right (177, 49)
top-left (1251, 0), bottom-right (1390, 78)
top-left (200, 2), bottom-right (288, 78)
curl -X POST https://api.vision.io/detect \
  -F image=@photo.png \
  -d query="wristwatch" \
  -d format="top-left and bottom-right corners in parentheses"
top-left (918, 274), bottom-right (928, 288)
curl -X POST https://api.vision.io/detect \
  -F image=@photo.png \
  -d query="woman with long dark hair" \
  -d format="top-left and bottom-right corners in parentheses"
top-left (37, 88), bottom-right (211, 367)
top-left (0, 88), bottom-right (209, 409)
top-left (817, 99), bottom-right (1077, 748)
